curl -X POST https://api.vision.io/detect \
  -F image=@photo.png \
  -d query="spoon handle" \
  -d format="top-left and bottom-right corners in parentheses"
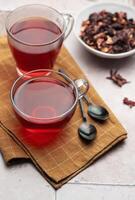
top-left (79, 98), bottom-right (87, 122)
top-left (83, 95), bottom-right (90, 105)
top-left (83, 94), bottom-right (94, 106)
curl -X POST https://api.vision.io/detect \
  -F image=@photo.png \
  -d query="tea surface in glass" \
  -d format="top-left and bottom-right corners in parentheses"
top-left (13, 76), bottom-right (76, 146)
top-left (9, 17), bottom-right (63, 74)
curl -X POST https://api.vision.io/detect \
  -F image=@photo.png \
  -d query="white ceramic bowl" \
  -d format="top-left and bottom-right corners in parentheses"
top-left (74, 2), bottom-right (135, 59)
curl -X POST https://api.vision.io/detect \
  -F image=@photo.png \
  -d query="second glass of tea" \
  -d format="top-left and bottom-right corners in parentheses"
top-left (10, 69), bottom-right (88, 147)
top-left (6, 4), bottom-right (74, 75)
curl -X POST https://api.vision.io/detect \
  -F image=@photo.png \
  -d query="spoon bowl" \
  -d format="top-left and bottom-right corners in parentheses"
top-left (78, 98), bottom-right (97, 141)
top-left (88, 103), bottom-right (109, 121)
top-left (78, 122), bottom-right (97, 141)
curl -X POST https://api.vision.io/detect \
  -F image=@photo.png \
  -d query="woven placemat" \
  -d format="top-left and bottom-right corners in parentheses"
top-left (0, 36), bottom-right (127, 188)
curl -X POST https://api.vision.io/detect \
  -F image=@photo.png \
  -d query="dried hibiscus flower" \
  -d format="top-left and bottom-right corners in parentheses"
top-left (123, 97), bottom-right (135, 108)
top-left (80, 10), bottom-right (135, 54)
top-left (106, 69), bottom-right (130, 87)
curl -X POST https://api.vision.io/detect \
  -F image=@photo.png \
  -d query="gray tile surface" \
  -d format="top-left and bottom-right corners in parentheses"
top-left (0, 155), bottom-right (55, 200)
top-left (57, 183), bottom-right (135, 200)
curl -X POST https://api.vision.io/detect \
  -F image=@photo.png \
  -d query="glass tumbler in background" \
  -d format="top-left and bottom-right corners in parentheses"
top-left (6, 4), bottom-right (74, 76)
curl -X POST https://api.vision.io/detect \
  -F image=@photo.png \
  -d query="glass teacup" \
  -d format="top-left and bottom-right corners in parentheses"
top-left (10, 69), bottom-right (88, 147)
top-left (6, 4), bottom-right (74, 76)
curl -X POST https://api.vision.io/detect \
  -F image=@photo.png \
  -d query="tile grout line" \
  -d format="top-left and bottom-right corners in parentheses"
top-left (55, 190), bottom-right (57, 200)
top-left (67, 182), bottom-right (135, 187)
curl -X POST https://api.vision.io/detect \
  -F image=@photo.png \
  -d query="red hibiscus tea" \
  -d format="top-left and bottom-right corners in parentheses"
top-left (8, 17), bottom-right (63, 75)
top-left (11, 70), bottom-right (78, 147)
top-left (6, 4), bottom-right (74, 76)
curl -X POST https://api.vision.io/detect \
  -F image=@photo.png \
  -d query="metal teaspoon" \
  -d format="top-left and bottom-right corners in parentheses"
top-left (78, 98), bottom-right (97, 141)
top-left (83, 95), bottom-right (109, 121)
top-left (59, 69), bottom-right (109, 121)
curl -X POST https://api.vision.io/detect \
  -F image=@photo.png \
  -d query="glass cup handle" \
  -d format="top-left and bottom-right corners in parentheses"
top-left (62, 13), bottom-right (74, 39)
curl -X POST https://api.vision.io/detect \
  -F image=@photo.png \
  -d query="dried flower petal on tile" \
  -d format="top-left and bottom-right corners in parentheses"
top-left (123, 97), bottom-right (135, 108)
top-left (106, 70), bottom-right (130, 87)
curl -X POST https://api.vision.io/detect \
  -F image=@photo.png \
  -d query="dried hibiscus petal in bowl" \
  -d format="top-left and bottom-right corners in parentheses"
top-left (80, 10), bottom-right (135, 54)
